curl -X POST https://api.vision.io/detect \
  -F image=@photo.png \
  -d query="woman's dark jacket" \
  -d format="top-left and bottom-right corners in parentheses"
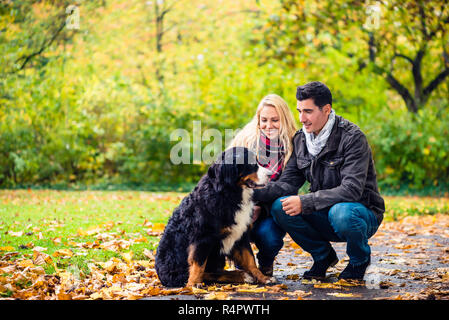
top-left (253, 115), bottom-right (385, 225)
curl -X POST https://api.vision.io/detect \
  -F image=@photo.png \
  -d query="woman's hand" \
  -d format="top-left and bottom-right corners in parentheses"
top-left (252, 205), bottom-right (261, 223)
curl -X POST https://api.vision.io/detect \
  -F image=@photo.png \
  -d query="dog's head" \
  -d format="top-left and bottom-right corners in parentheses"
top-left (208, 147), bottom-right (269, 190)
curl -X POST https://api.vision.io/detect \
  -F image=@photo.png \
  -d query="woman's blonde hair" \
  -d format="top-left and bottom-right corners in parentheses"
top-left (229, 94), bottom-right (297, 168)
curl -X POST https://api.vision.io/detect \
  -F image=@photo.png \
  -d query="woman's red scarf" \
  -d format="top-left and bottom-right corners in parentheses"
top-left (257, 131), bottom-right (285, 181)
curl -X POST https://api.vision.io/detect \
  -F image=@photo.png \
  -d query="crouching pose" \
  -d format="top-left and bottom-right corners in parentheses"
top-left (253, 82), bottom-right (385, 281)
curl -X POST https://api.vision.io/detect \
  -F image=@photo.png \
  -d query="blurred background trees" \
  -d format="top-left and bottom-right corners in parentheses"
top-left (0, 0), bottom-right (448, 193)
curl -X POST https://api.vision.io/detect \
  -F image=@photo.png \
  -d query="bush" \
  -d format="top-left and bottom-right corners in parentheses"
top-left (367, 106), bottom-right (449, 191)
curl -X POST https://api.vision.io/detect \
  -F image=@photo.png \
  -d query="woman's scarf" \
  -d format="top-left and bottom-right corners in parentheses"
top-left (304, 109), bottom-right (336, 157)
top-left (257, 131), bottom-right (285, 181)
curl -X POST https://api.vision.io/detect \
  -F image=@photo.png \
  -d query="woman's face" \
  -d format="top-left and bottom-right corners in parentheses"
top-left (259, 105), bottom-right (280, 139)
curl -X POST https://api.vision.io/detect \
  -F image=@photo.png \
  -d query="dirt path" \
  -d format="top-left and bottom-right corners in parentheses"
top-left (144, 214), bottom-right (449, 300)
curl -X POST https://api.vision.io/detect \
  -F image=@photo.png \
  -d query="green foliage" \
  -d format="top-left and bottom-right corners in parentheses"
top-left (0, 0), bottom-right (448, 190)
top-left (366, 106), bottom-right (449, 190)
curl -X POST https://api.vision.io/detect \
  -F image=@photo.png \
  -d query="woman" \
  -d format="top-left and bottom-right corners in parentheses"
top-left (229, 93), bottom-right (297, 276)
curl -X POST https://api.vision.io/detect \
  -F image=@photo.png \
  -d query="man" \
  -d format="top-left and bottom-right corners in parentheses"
top-left (252, 81), bottom-right (385, 280)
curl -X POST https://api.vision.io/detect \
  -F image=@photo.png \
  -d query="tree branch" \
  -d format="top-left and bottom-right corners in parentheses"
top-left (393, 53), bottom-right (414, 65)
top-left (423, 67), bottom-right (449, 102)
top-left (412, 48), bottom-right (425, 101)
top-left (14, 19), bottom-right (66, 72)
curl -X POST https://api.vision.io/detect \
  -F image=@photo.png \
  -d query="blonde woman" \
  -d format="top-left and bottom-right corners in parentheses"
top-left (229, 93), bottom-right (297, 276)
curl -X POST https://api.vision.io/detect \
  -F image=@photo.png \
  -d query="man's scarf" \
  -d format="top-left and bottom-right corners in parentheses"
top-left (304, 109), bottom-right (336, 157)
top-left (257, 131), bottom-right (284, 181)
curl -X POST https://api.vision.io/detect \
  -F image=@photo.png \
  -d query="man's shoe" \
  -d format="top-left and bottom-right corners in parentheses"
top-left (259, 264), bottom-right (273, 277)
top-left (303, 249), bottom-right (338, 280)
top-left (338, 258), bottom-right (371, 280)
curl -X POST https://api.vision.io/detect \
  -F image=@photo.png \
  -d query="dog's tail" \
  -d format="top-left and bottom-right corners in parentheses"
top-left (155, 233), bottom-right (190, 287)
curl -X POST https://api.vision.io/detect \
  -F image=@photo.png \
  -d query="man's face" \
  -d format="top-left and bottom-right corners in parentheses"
top-left (296, 98), bottom-right (331, 135)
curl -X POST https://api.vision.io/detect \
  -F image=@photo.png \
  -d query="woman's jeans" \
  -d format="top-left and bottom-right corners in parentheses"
top-left (270, 196), bottom-right (380, 266)
top-left (250, 215), bottom-right (286, 268)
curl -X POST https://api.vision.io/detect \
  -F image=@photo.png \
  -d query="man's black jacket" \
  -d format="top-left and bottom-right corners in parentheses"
top-left (253, 114), bottom-right (385, 225)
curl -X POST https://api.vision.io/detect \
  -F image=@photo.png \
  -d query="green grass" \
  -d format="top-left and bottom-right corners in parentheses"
top-left (0, 190), bottom-right (185, 275)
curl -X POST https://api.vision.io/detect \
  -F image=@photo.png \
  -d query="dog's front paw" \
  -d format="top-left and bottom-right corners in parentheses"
top-left (186, 282), bottom-right (206, 289)
top-left (254, 274), bottom-right (277, 285)
top-left (243, 272), bottom-right (255, 284)
top-left (265, 276), bottom-right (277, 284)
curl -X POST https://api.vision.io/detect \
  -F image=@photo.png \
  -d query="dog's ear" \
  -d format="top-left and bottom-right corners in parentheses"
top-left (207, 165), bottom-right (216, 179)
top-left (207, 163), bottom-right (231, 192)
top-left (220, 163), bottom-right (240, 186)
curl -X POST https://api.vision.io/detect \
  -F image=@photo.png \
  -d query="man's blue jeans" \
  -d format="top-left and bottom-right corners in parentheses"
top-left (270, 196), bottom-right (380, 266)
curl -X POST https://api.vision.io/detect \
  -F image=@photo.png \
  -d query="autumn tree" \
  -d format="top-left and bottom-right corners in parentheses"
top-left (0, 1), bottom-right (103, 78)
top-left (252, 0), bottom-right (449, 113)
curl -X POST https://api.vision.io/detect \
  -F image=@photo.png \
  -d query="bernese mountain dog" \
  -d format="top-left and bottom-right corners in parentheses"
top-left (155, 147), bottom-right (274, 287)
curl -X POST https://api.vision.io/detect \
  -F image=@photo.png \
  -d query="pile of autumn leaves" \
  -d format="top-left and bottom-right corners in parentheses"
top-left (0, 222), bottom-right (290, 300)
top-left (0, 249), bottom-right (290, 300)
top-left (1, 222), bottom-right (163, 299)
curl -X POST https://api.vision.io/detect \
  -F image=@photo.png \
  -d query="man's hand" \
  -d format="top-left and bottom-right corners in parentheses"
top-left (280, 196), bottom-right (302, 216)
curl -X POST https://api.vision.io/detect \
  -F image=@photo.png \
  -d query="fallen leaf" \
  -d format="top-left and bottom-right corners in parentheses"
top-left (143, 248), bottom-right (155, 260)
top-left (121, 251), bottom-right (133, 263)
top-left (33, 246), bottom-right (48, 252)
top-left (52, 249), bottom-right (73, 258)
top-left (33, 250), bottom-right (53, 265)
top-left (327, 292), bottom-right (361, 298)
top-left (9, 231), bottom-right (23, 237)
top-left (18, 259), bottom-right (35, 268)
top-left (379, 280), bottom-right (395, 289)
top-left (0, 246), bottom-right (15, 251)
top-left (235, 285), bottom-right (268, 293)
top-left (204, 292), bottom-right (231, 300)
top-left (191, 286), bottom-right (209, 294)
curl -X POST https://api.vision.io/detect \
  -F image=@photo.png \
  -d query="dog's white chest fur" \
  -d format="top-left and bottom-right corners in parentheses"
top-left (220, 188), bottom-right (254, 255)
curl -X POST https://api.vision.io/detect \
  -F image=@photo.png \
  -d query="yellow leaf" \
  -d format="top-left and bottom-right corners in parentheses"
top-left (58, 292), bottom-right (73, 300)
top-left (90, 292), bottom-right (103, 300)
top-left (236, 285), bottom-right (268, 293)
top-left (121, 251), bottom-right (133, 263)
top-left (33, 250), bottom-right (53, 265)
top-left (151, 223), bottom-right (166, 233)
top-left (142, 286), bottom-right (162, 296)
top-left (327, 292), bottom-right (358, 298)
top-left (143, 248), bottom-right (155, 260)
top-left (0, 246), bottom-right (15, 251)
top-left (53, 249), bottom-right (73, 258)
top-left (135, 260), bottom-right (151, 268)
top-left (204, 292), bottom-right (231, 300)
top-left (191, 286), bottom-right (209, 294)
top-left (134, 236), bottom-right (148, 243)
top-left (18, 259), bottom-right (35, 268)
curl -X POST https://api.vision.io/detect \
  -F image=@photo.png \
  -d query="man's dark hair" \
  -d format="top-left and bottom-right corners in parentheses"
top-left (296, 81), bottom-right (332, 108)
